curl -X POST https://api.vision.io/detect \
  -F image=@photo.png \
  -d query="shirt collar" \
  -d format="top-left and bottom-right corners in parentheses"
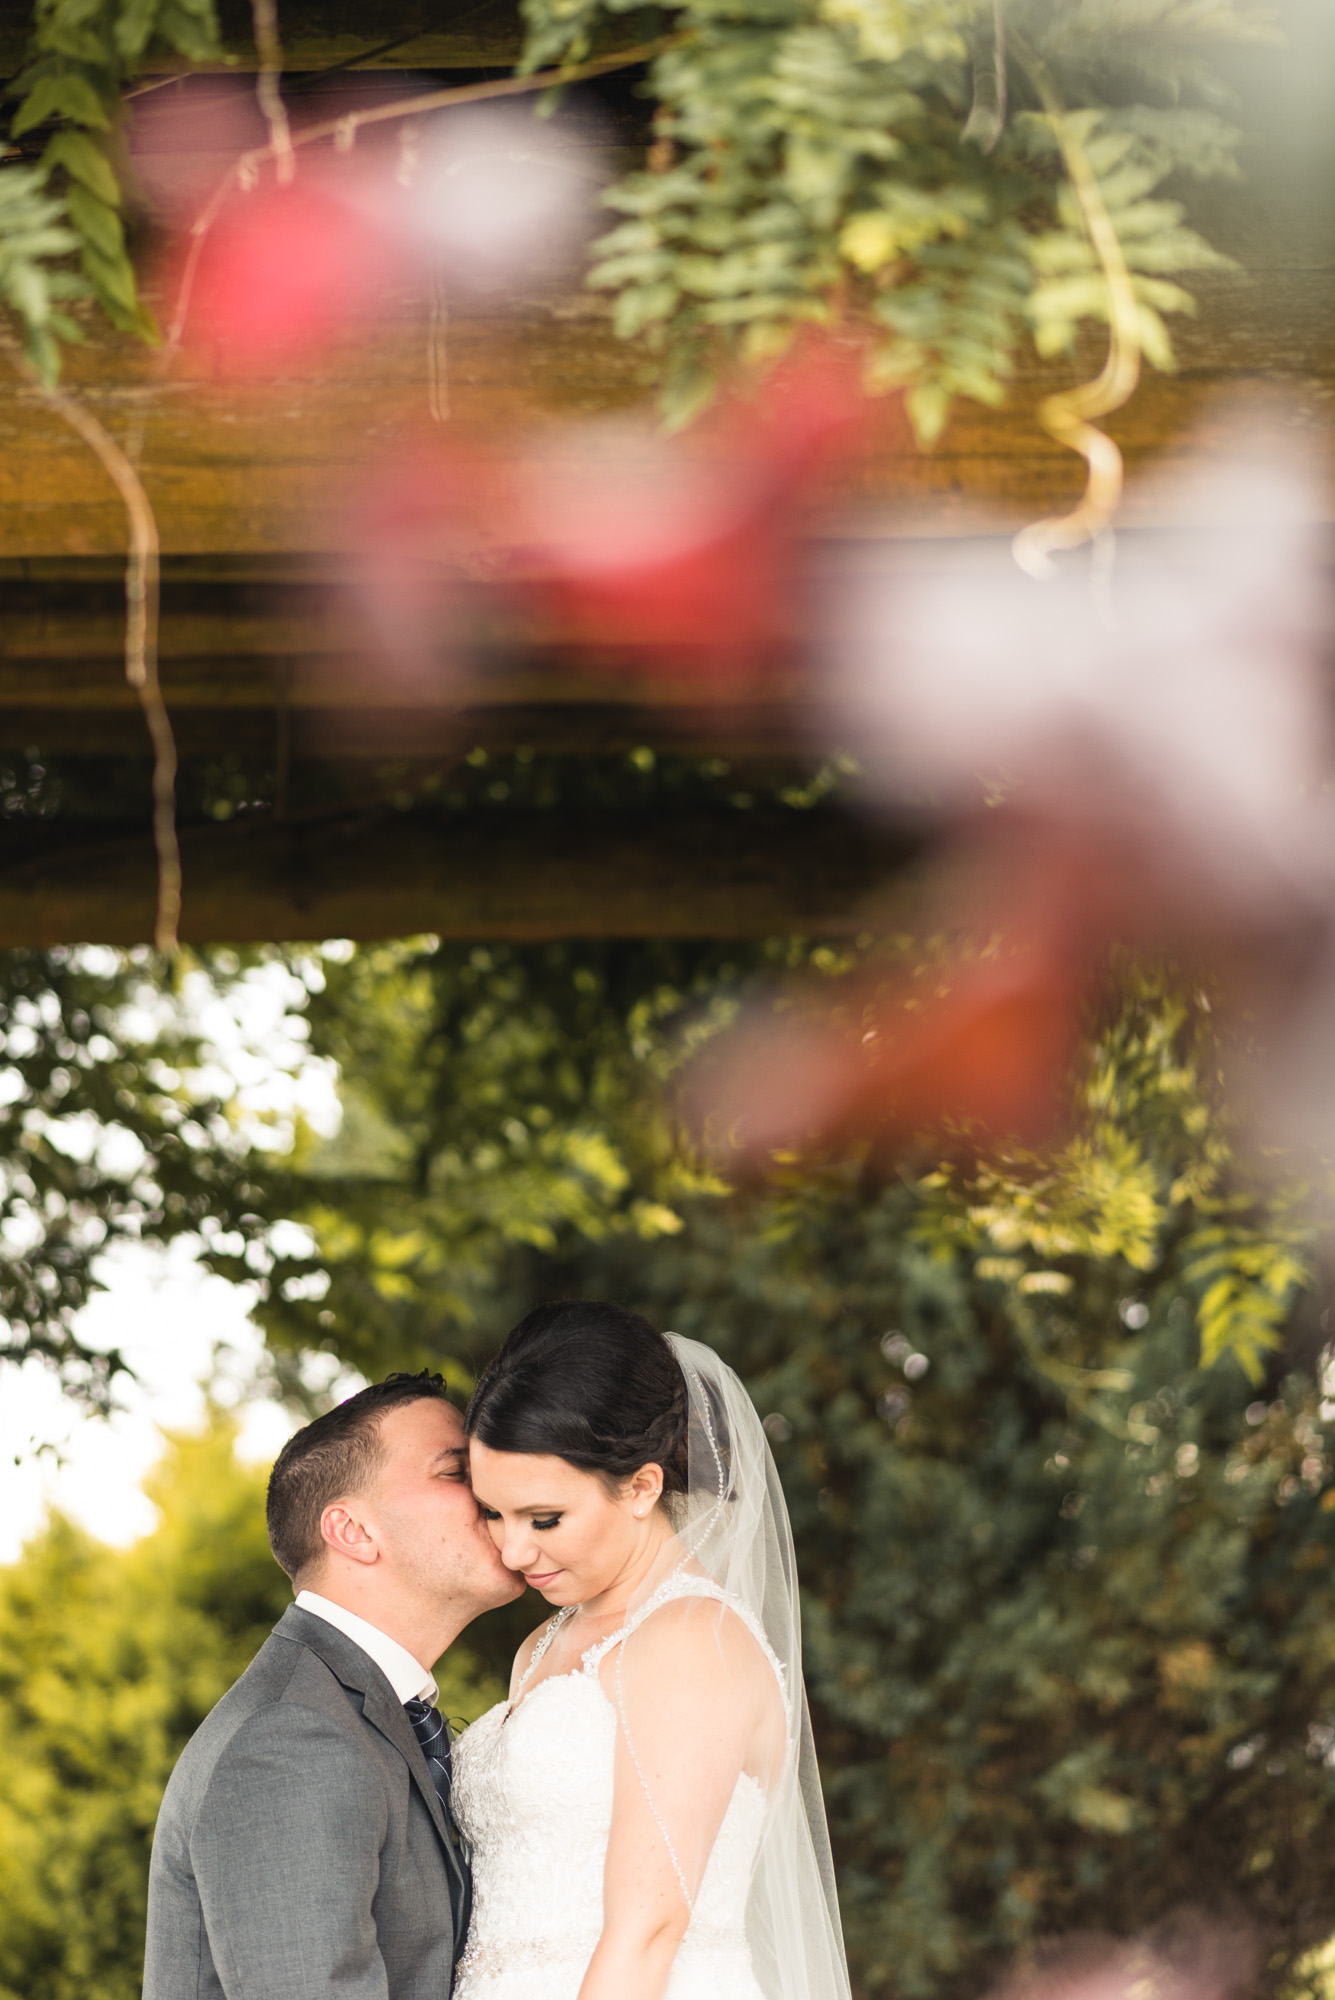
top-left (295, 1590), bottom-right (438, 1705)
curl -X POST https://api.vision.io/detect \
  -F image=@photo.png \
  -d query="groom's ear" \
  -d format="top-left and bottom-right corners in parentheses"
top-left (320, 1499), bottom-right (382, 1567)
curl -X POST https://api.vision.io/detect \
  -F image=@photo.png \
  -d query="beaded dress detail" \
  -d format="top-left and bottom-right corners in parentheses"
top-left (451, 1573), bottom-right (779, 2000)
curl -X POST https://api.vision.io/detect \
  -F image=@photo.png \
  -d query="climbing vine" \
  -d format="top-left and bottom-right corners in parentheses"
top-left (2, 0), bottom-right (1274, 422)
top-left (1, 0), bottom-right (221, 380)
top-left (0, 0), bottom-right (1280, 945)
top-left (528, 0), bottom-right (1271, 445)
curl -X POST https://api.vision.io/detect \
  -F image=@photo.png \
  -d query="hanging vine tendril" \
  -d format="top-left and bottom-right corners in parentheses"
top-left (1011, 45), bottom-right (1143, 578)
top-left (961, 0), bottom-right (1007, 155)
top-left (43, 33), bottom-right (667, 958)
top-left (3, 349), bottom-right (180, 952)
top-left (166, 39), bottom-right (675, 348)
top-left (250, 0), bottom-right (294, 185)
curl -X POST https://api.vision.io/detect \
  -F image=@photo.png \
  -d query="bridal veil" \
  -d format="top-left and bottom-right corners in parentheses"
top-left (613, 1332), bottom-right (852, 2000)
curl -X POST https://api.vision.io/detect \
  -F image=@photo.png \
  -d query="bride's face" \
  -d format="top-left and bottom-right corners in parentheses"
top-left (468, 1442), bottom-right (665, 1605)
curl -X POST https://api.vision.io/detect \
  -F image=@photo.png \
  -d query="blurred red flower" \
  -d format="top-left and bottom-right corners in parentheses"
top-left (180, 180), bottom-right (403, 372)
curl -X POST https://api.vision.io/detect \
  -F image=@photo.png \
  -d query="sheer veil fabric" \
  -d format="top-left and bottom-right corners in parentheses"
top-left (615, 1334), bottom-right (852, 2000)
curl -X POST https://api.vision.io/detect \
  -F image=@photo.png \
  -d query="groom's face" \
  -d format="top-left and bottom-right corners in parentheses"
top-left (365, 1398), bottom-right (524, 1613)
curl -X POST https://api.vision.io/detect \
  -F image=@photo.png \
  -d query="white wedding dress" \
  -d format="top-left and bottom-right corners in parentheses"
top-left (451, 1334), bottom-right (851, 2000)
top-left (451, 1573), bottom-right (772, 2000)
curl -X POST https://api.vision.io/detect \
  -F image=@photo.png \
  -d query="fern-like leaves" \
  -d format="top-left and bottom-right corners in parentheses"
top-left (544, 0), bottom-right (1277, 431)
top-left (1, 0), bottom-right (222, 383)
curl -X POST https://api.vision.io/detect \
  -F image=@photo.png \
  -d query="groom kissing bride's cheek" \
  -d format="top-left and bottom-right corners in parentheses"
top-left (144, 1303), bottom-right (851, 2000)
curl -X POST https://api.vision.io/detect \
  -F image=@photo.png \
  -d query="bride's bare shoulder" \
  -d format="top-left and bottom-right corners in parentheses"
top-left (625, 1589), bottom-right (774, 1687)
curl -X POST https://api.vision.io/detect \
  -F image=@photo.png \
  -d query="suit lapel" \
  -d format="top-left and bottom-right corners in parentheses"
top-left (275, 1606), bottom-right (456, 1852)
top-left (360, 1676), bottom-right (460, 1853)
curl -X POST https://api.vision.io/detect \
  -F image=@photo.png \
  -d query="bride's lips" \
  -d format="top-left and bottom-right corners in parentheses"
top-left (524, 1569), bottom-right (563, 1588)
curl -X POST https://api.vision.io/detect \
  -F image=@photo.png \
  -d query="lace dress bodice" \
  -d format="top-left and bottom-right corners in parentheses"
top-left (451, 1574), bottom-right (776, 2000)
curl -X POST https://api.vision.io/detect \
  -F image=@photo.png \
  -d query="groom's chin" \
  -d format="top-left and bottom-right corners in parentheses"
top-left (490, 1566), bottom-right (528, 1607)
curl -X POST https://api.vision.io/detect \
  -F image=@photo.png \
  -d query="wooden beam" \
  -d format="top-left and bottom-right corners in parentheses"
top-left (0, 553), bottom-right (823, 758)
top-left (3, 289), bottom-right (1332, 561)
top-left (0, 706), bottom-right (825, 760)
top-left (3, 3), bottom-right (1331, 569)
top-left (0, 697), bottom-right (811, 758)
top-left (5, 520), bottom-right (1333, 761)
top-left (0, 0), bottom-right (529, 73)
top-left (0, 811), bottom-right (911, 945)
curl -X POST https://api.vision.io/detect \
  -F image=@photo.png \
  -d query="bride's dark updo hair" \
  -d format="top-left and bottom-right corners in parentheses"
top-left (465, 1300), bottom-right (690, 1495)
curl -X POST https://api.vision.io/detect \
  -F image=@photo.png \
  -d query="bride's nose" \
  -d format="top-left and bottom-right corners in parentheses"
top-left (500, 1521), bottom-right (539, 1571)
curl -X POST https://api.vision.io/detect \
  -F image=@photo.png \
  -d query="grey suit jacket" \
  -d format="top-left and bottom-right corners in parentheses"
top-left (144, 1605), bottom-right (470, 2000)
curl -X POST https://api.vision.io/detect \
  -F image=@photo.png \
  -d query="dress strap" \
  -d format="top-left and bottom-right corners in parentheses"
top-left (513, 1605), bottom-right (576, 1697)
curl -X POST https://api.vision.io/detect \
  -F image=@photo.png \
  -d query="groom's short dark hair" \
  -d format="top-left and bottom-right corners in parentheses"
top-left (266, 1371), bottom-right (454, 1583)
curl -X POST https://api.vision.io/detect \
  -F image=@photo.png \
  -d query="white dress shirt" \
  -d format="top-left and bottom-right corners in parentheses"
top-left (295, 1590), bottom-right (438, 1704)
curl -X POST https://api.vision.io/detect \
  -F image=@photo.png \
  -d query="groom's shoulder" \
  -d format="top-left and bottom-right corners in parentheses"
top-left (158, 1608), bottom-right (374, 1823)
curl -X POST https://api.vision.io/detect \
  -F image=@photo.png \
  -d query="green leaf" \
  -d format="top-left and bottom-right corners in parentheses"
top-left (0, 225), bottom-right (82, 265)
top-left (38, 20), bottom-right (113, 63)
top-left (1029, 275), bottom-right (1113, 324)
top-left (3, 258), bottom-right (50, 326)
top-left (611, 282), bottom-right (681, 338)
top-left (660, 360), bottom-right (718, 430)
top-left (1132, 275), bottom-right (1198, 315)
top-left (66, 183), bottom-right (125, 261)
top-left (1134, 302), bottom-right (1177, 372)
top-left (107, 293), bottom-right (161, 343)
top-left (906, 378), bottom-right (950, 445)
top-left (40, 130), bottom-right (122, 207)
top-left (45, 268), bottom-right (92, 299)
top-left (42, 0), bottom-right (111, 29)
top-left (153, 0), bottom-right (223, 63)
top-left (24, 322), bottom-right (62, 385)
top-left (113, 0), bottom-right (162, 61)
top-left (79, 240), bottom-right (140, 313)
top-left (11, 71), bottom-right (113, 137)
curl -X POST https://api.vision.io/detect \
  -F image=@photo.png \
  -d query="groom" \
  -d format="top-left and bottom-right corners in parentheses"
top-left (144, 1370), bottom-right (523, 2000)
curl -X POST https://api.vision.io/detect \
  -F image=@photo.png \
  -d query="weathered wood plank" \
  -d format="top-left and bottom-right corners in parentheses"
top-left (3, 1), bottom-right (1330, 573)
top-left (0, 703), bottom-right (811, 757)
top-left (0, 0), bottom-right (529, 72)
top-left (0, 810), bottom-right (909, 945)
top-left (4, 334), bottom-right (1332, 559)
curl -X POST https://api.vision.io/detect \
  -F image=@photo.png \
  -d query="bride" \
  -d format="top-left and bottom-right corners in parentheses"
top-left (451, 1300), bottom-right (851, 2000)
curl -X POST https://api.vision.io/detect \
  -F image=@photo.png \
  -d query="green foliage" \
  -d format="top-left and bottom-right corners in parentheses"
top-left (220, 937), bottom-right (1335, 1997)
top-left (522, 0), bottom-right (1270, 432)
top-left (0, 0), bottom-right (222, 380)
top-left (592, 1184), bottom-right (1335, 2000)
top-left (221, 937), bottom-right (754, 1390)
top-left (0, 0), bottom-right (1267, 426)
top-left (0, 923), bottom-right (1330, 1997)
top-left (0, 159), bottom-right (84, 382)
top-left (1017, 105), bottom-right (1240, 373)
top-left (0, 1420), bottom-right (285, 2000)
top-left (0, 1416), bottom-right (503, 2000)
top-left (914, 974), bottom-right (1312, 1394)
top-left (0, 947), bottom-right (255, 1409)
top-left (230, 941), bottom-right (1310, 1401)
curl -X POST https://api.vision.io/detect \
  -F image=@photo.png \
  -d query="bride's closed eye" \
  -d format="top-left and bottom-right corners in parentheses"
top-left (479, 1506), bottom-right (563, 1531)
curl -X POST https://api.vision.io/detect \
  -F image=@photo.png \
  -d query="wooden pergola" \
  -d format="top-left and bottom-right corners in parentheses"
top-left (2, 0), bottom-right (1333, 947)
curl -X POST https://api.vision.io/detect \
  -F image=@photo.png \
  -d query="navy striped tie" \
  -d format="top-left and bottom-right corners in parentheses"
top-left (403, 1697), bottom-right (458, 1840)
